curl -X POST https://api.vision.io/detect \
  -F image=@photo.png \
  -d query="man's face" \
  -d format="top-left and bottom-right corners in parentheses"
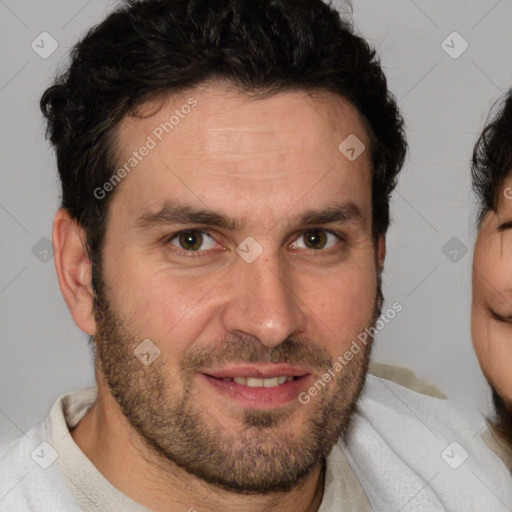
top-left (92, 82), bottom-right (381, 493)
top-left (472, 174), bottom-right (512, 404)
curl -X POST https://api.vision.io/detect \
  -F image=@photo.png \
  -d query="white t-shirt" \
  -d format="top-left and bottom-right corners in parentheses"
top-left (1, 375), bottom-right (511, 511)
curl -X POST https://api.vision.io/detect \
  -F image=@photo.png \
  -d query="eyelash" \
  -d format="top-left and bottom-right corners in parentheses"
top-left (163, 229), bottom-right (346, 258)
top-left (498, 222), bottom-right (512, 231)
top-left (489, 309), bottom-right (512, 324)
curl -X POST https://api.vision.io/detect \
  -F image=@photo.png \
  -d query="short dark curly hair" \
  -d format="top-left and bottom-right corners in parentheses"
top-left (472, 90), bottom-right (512, 225)
top-left (40, 0), bottom-right (406, 274)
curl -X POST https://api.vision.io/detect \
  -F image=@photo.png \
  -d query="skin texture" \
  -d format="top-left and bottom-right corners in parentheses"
top-left (472, 175), bottom-right (512, 404)
top-left (53, 81), bottom-right (385, 512)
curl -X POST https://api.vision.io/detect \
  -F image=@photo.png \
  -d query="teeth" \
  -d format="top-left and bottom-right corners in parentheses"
top-left (247, 378), bottom-right (263, 387)
top-left (263, 377), bottom-right (279, 387)
top-left (228, 376), bottom-right (296, 387)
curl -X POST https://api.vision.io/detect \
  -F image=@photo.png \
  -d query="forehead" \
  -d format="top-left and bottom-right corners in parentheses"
top-left (109, 81), bottom-right (373, 225)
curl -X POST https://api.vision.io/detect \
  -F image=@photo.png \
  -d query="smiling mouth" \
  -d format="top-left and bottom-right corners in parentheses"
top-left (215, 376), bottom-right (300, 387)
top-left (199, 371), bottom-right (311, 409)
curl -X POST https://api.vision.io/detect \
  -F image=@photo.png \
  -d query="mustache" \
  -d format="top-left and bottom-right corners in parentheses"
top-left (179, 336), bottom-right (334, 373)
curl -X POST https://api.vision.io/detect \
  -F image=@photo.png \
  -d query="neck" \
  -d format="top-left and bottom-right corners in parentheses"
top-left (70, 384), bottom-right (325, 512)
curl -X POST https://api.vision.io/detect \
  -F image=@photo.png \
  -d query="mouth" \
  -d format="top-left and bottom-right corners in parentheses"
top-left (198, 364), bottom-right (313, 409)
top-left (217, 376), bottom-right (299, 387)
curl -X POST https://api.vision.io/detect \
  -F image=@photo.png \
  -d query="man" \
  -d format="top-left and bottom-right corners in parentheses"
top-left (1, 0), bottom-right (510, 510)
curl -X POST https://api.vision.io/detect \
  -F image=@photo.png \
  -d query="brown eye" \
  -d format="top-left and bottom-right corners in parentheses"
top-left (168, 230), bottom-right (217, 252)
top-left (303, 230), bottom-right (328, 249)
top-left (291, 229), bottom-right (341, 251)
top-left (179, 231), bottom-right (203, 250)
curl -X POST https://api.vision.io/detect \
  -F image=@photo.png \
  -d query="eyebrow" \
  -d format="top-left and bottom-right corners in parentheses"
top-left (134, 201), bottom-right (364, 232)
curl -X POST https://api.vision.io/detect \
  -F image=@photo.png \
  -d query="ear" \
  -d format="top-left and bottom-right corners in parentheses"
top-left (53, 208), bottom-right (97, 335)
top-left (377, 234), bottom-right (386, 270)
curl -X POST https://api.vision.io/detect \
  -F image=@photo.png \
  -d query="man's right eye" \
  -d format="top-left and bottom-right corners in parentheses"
top-left (166, 230), bottom-right (219, 253)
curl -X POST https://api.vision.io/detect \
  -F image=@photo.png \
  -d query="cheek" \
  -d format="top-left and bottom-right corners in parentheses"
top-left (474, 230), bottom-right (512, 312)
top-left (104, 241), bottom-right (378, 356)
top-left (476, 317), bottom-right (512, 403)
top-left (472, 269), bottom-right (512, 402)
top-left (301, 258), bottom-right (378, 342)
top-left (103, 257), bottom-right (218, 356)
top-left (471, 304), bottom-right (492, 371)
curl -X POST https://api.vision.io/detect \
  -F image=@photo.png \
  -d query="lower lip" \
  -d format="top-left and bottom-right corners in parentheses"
top-left (200, 374), bottom-right (311, 409)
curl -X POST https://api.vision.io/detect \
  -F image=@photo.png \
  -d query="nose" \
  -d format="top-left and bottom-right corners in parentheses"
top-left (221, 256), bottom-right (307, 349)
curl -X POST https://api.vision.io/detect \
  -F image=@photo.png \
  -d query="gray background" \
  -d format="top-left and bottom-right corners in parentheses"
top-left (1, 0), bottom-right (511, 443)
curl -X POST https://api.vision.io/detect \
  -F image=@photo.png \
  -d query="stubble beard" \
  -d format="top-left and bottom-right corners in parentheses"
top-left (91, 264), bottom-right (380, 494)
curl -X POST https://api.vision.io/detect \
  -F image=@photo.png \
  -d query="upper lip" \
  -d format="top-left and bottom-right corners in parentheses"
top-left (202, 364), bottom-right (311, 379)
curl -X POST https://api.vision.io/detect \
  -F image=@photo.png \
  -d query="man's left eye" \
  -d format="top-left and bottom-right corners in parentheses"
top-left (291, 229), bottom-right (341, 251)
